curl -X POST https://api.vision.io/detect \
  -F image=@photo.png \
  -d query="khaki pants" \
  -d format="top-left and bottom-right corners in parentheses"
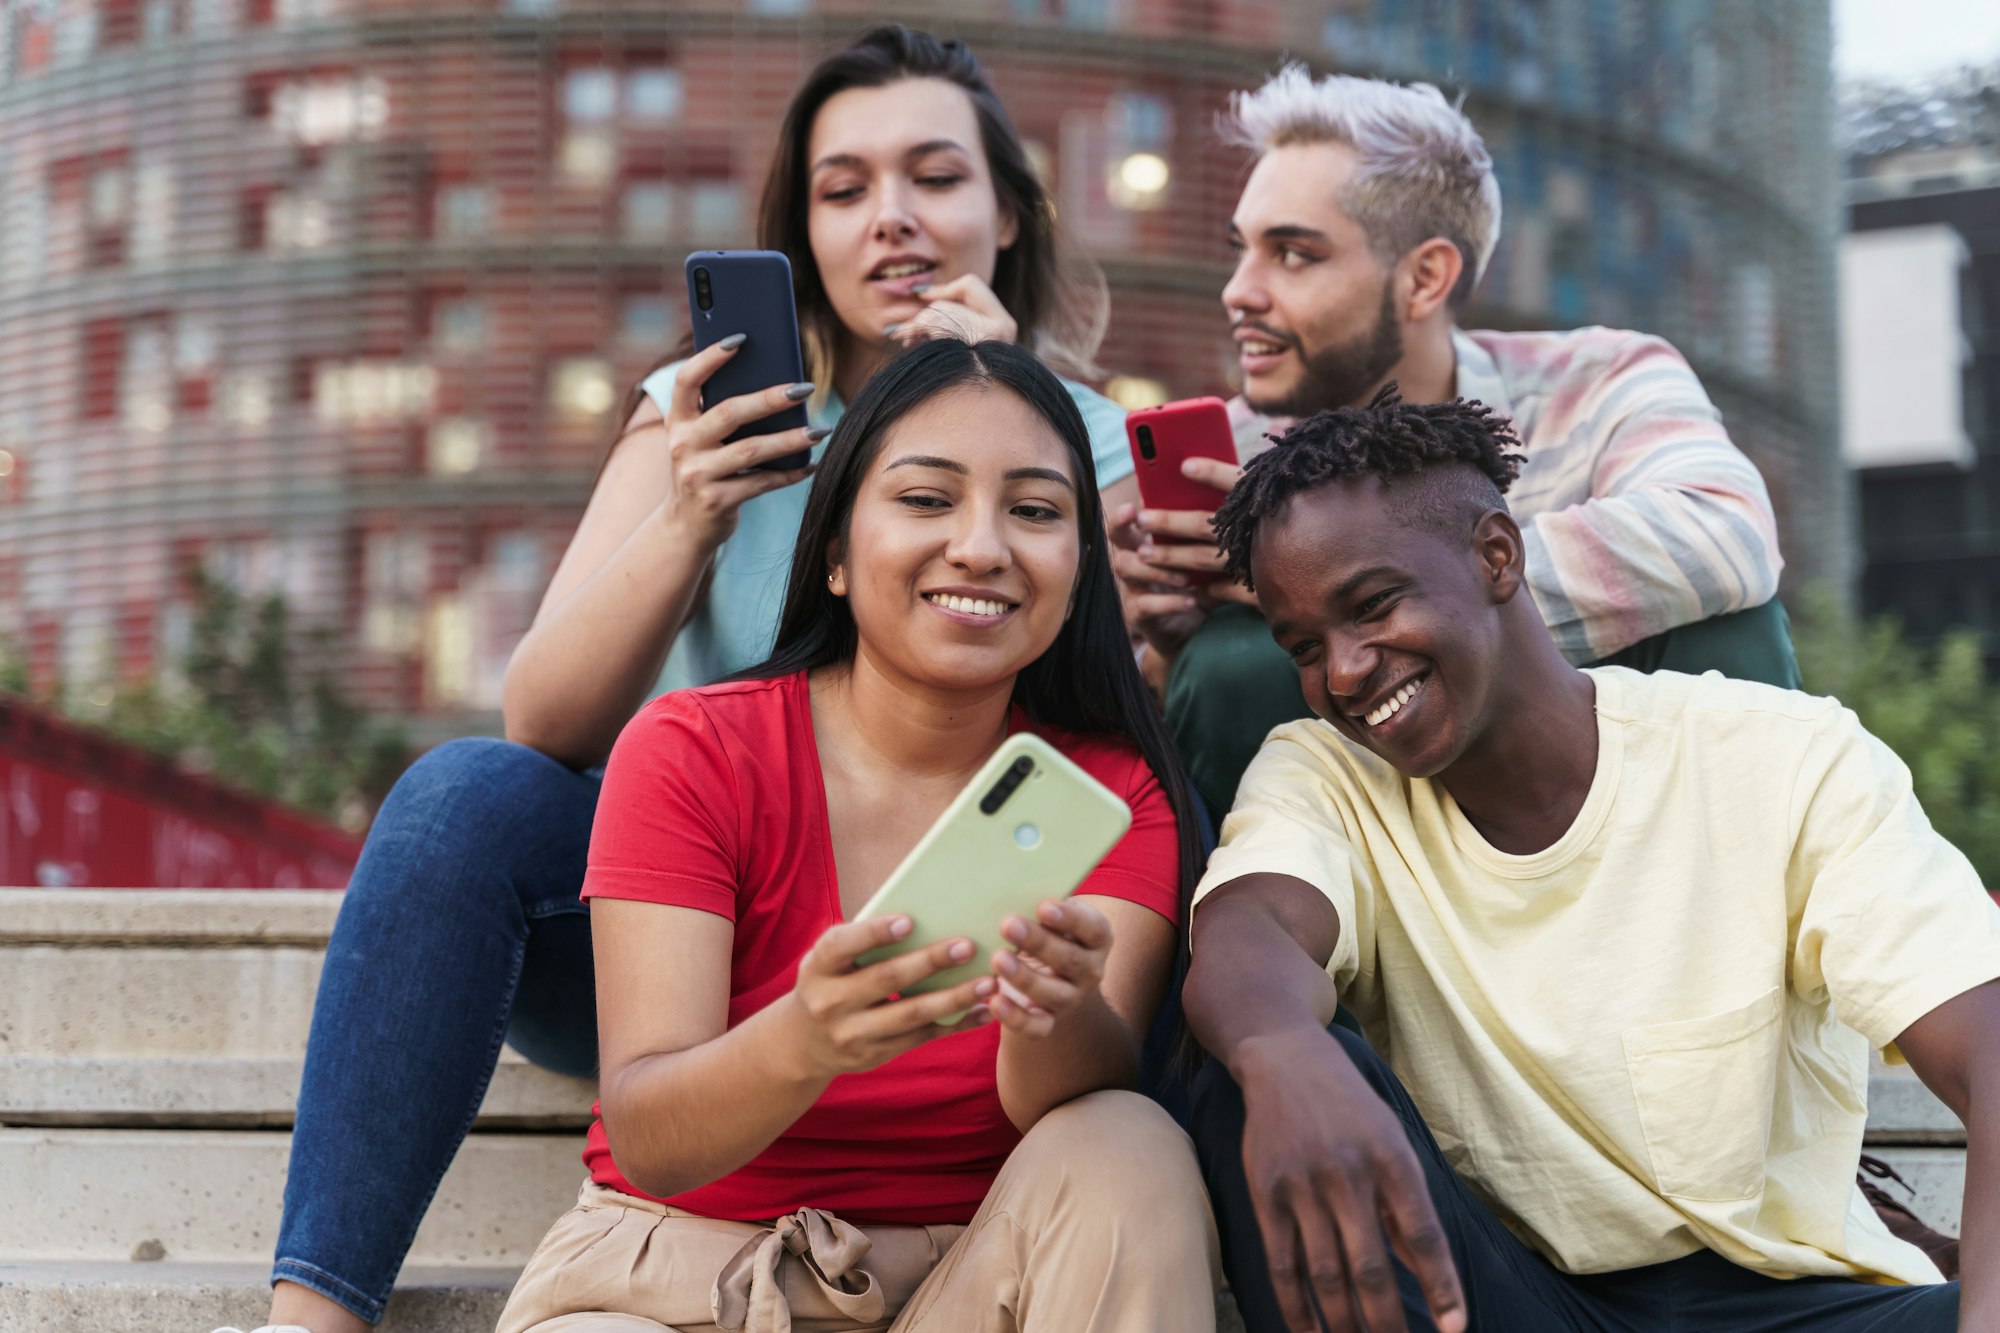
top-left (498, 1091), bottom-right (1221, 1333)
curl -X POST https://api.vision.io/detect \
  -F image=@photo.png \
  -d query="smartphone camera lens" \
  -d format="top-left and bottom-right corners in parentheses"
top-left (693, 267), bottom-right (713, 311)
top-left (981, 758), bottom-right (1035, 815)
top-left (1135, 423), bottom-right (1157, 461)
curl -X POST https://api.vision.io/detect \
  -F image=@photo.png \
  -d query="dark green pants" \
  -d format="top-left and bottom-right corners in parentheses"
top-left (1165, 599), bottom-right (1801, 818)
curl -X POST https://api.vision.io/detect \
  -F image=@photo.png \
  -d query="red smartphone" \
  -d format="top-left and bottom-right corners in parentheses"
top-left (1125, 397), bottom-right (1236, 584)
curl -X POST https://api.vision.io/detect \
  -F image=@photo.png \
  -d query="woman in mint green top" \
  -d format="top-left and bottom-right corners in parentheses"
top-left (261, 27), bottom-right (1142, 1333)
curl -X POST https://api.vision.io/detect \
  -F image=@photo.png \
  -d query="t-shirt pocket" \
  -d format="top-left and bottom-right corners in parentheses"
top-left (1620, 986), bottom-right (1782, 1202)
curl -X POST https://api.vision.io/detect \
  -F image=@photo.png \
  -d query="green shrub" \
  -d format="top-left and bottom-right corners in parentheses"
top-left (1793, 591), bottom-right (2000, 887)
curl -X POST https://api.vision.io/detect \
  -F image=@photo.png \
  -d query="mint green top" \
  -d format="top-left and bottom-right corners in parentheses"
top-left (642, 361), bottom-right (1134, 697)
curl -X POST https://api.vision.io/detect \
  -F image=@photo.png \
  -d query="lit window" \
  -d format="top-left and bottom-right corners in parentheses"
top-left (88, 166), bottom-right (128, 228)
top-left (564, 68), bottom-right (618, 125)
top-left (626, 68), bottom-right (684, 122)
top-left (688, 181), bottom-right (744, 238)
top-left (550, 357), bottom-right (615, 418)
top-left (436, 184), bottom-right (492, 238)
top-left (620, 294), bottom-right (673, 347)
top-left (130, 162), bottom-right (174, 264)
top-left (434, 295), bottom-right (487, 352)
top-left (122, 324), bottom-right (173, 434)
top-left (222, 372), bottom-right (274, 427)
top-left (425, 593), bottom-right (474, 706)
top-left (1103, 375), bottom-right (1169, 410)
top-left (266, 192), bottom-right (333, 250)
top-left (428, 417), bottom-right (489, 476)
top-left (314, 361), bottom-right (438, 424)
top-left (621, 181), bottom-right (675, 239)
top-left (270, 76), bottom-right (390, 146)
top-left (559, 129), bottom-right (616, 185)
top-left (362, 531), bottom-right (427, 656)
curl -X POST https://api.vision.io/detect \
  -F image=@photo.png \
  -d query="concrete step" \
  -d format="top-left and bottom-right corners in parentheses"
top-left (0, 889), bottom-right (595, 1129)
top-left (1865, 1052), bottom-right (1964, 1145)
top-left (0, 1128), bottom-right (583, 1268)
top-left (1864, 1147), bottom-right (1966, 1236)
top-left (0, 1261), bottom-right (513, 1333)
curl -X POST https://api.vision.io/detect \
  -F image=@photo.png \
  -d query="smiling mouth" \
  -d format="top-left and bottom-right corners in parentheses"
top-left (873, 260), bottom-right (937, 281)
top-left (1358, 674), bottom-right (1425, 729)
top-left (924, 592), bottom-right (1016, 618)
top-left (1239, 339), bottom-right (1288, 357)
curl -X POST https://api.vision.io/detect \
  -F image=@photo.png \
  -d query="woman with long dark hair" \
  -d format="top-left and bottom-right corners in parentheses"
top-left (247, 26), bottom-right (1141, 1333)
top-left (497, 338), bottom-right (1216, 1333)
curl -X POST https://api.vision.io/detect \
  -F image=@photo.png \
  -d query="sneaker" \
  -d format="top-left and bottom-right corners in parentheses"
top-left (1858, 1153), bottom-right (1960, 1279)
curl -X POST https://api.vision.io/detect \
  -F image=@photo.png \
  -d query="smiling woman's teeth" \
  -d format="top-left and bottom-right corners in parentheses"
top-left (927, 593), bottom-right (1010, 617)
top-left (877, 262), bottom-right (932, 280)
top-left (1364, 678), bottom-right (1422, 728)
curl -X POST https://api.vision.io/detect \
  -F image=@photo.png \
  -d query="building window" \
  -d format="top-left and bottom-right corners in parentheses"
top-left (80, 319), bottom-right (124, 422)
top-left (122, 320), bottom-right (173, 433)
top-left (270, 75), bottom-right (390, 146)
top-left (621, 180), bottom-right (675, 240)
top-left (222, 372), bottom-right (275, 428)
top-left (130, 161), bottom-right (174, 264)
top-left (559, 130), bottom-right (616, 186)
top-left (626, 68), bottom-right (684, 123)
top-left (564, 67), bottom-right (618, 125)
top-left (428, 417), bottom-right (490, 476)
top-left (435, 183), bottom-right (492, 239)
top-left (314, 361), bottom-right (438, 424)
top-left (432, 294), bottom-right (487, 352)
top-left (99, 0), bottom-right (143, 49)
top-left (620, 294), bottom-right (674, 348)
top-left (362, 531), bottom-right (427, 656)
top-left (748, 0), bottom-right (811, 12)
top-left (550, 357), bottom-right (615, 419)
top-left (86, 161), bottom-right (129, 267)
top-left (688, 181), bottom-right (744, 239)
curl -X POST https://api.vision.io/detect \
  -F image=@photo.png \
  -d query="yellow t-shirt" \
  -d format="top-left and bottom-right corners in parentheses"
top-left (1195, 666), bottom-right (2000, 1283)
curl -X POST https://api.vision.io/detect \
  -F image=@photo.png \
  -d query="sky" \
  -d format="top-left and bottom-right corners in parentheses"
top-left (1833, 0), bottom-right (2000, 82)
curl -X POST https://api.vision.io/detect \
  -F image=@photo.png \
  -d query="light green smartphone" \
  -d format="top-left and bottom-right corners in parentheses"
top-left (852, 733), bottom-right (1134, 1004)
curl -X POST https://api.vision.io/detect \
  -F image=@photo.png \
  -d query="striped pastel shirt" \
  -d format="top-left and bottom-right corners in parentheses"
top-left (1229, 326), bottom-right (1784, 664)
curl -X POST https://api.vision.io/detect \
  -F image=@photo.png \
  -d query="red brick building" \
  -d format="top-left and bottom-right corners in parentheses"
top-left (0, 1), bottom-right (1842, 730)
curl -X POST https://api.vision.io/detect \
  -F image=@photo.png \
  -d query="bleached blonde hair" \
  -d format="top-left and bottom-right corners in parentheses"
top-left (1225, 65), bottom-right (1502, 308)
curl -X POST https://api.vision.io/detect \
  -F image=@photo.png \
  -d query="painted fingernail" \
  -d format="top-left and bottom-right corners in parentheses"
top-left (910, 283), bottom-right (932, 294)
top-left (718, 333), bottom-right (747, 350)
top-left (949, 940), bottom-right (974, 962)
top-left (784, 382), bottom-right (815, 401)
top-left (806, 426), bottom-right (832, 442)
top-left (890, 916), bottom-right (912, 937)
top-left (883, 323), bottom-right (901, 336)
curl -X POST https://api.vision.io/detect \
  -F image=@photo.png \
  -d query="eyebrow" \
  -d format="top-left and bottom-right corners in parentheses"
top-left (811, 139), bottom-right (972, 176)
top-left (884, 455), bottom-right (1076, 492)
top-left (1267, 564), bottom-right (1404, 639)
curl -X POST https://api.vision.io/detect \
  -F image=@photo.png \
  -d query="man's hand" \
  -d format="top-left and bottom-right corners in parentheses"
top-left (1110, 457), bottom-right (1255, 666)
top-left (1235, 1026), bottom-right (1467, 1333)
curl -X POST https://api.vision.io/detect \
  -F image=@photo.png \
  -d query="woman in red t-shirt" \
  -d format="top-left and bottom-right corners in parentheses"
top-left (497, 338), bottom-right (1219, 1333)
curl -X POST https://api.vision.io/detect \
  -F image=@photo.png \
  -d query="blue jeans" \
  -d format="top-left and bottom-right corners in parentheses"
top-left (273, 738), bottom-right (602, 1323)
top-left (1193, 1022), bottom-right (1958, 1332)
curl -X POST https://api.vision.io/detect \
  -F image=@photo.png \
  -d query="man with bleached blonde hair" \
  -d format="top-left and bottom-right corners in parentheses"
top-left (1110, 66), bottom-right (1800, 819)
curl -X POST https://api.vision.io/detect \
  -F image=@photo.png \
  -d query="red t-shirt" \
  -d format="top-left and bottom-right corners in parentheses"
top-left (578, 670), bottom-right (1181, 1225)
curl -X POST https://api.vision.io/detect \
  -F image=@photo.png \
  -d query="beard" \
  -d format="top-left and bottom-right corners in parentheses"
top-left (1244, 279), bottom-right (1404, 418)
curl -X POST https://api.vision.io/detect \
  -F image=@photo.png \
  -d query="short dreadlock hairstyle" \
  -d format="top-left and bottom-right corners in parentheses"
top-left (1213, 385), bottom-right (1525, 590)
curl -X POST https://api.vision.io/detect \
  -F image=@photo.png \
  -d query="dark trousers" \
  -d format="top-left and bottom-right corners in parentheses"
top-left (1165, 598), bottom-right (1801, 818)
top-left (1191, 1023), bottom-right (1958, 1332)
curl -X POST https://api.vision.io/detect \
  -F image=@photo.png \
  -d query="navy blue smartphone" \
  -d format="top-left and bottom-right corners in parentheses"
top-left (684, 250), bottom-right (810, 471)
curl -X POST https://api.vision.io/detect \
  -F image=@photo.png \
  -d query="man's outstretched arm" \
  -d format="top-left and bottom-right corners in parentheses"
top-left (1185, 875), bottom-right (1466, 1333)
top-left (1891, 978), bottom-right (2000, 1326)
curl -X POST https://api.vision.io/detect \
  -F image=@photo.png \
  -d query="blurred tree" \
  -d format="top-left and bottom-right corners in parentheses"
top-left (1793, 591), bottom-right (2000, 887)
top-left (0, 566), bottom-right (411, 832)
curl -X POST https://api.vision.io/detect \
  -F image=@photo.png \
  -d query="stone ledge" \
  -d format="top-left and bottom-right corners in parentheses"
top-left (0, 1261), bottom-right (514, 1333)
top-left (0, 1057), bottom-right (594, 1130)
top-left (0, 890), bottom-right (340, 948)
top-left (0, 1129), bottom-right (583, 1267)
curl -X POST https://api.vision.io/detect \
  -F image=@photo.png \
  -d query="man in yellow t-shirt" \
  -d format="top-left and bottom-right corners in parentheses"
top-left (1181, 390), bottom-right (1999, 1332)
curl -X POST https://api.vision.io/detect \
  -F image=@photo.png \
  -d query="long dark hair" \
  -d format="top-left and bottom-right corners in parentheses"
top-left (738, 339), bottom-right (1202, 1036)
top-left (605, 25), bottom-right (1105, 466)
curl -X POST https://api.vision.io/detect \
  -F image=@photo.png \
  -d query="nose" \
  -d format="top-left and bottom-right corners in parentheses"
top-left (872, 178), bottom-right (918, 244)
top-left (945, 502), bottom-right (1011, 577)
top-left (1321, 631), bottom-right (1380, 703)
top-left (1222, 251), bottom-right (1267, 318)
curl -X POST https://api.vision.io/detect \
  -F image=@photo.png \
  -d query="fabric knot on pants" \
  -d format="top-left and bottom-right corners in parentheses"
top-left (711, 1206), bottom-right (883, 1333)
